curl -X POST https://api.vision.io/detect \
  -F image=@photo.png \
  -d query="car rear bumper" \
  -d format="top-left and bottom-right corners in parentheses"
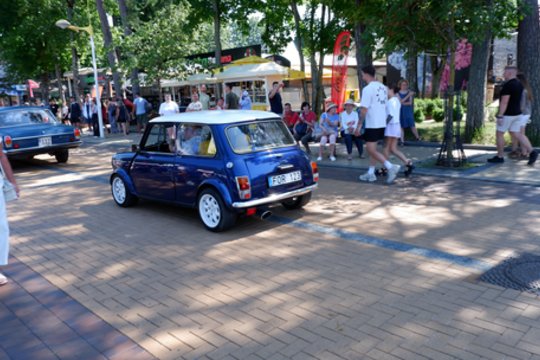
top-left (231, 183), bottom-right (318, 209)
top-left (5, 141), bottom-right (82, 157)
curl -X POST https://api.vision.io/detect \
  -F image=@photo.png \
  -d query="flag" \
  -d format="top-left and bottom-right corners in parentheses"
top-left (331, 31), bottom-right (351, 112)
top-left (27, 79), bottom-right (40, 98)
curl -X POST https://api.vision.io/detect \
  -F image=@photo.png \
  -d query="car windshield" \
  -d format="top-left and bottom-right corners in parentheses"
top-left (226, 120), bottom-right (295, 154)
top-left (0, 108), bottom-right (58, 127)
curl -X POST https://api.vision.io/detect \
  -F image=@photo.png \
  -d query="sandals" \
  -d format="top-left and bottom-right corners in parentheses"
top-left (375, 168), bottom-right (388, 177)
top-left (404, 161), bottom-right (415, 177)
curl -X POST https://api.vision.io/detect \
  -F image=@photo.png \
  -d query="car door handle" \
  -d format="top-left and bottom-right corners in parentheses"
top-left (278, 164), bottom-right (294, 171)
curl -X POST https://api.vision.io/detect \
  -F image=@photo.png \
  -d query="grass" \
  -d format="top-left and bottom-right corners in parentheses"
top-left (410, 120), bottom-right (498, 145)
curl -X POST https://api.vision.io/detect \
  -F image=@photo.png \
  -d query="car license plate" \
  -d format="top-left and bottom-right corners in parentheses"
top-left (38, 137), bottom-right (52, 147)
top-left (269, 170), bottom-right (301, 187)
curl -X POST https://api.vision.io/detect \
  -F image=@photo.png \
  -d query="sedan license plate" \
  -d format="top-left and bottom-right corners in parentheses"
top-left (269, 170), bottom-right (301, 187)
top-left (38, 137), bottom-right (52, 147)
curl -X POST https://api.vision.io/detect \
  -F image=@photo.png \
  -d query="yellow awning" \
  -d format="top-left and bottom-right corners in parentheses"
top-left (285, 69), bottom-right (306, 80)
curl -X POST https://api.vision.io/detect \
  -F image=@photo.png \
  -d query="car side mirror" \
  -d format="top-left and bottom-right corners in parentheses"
top-left (131, 144), bottom-right (139, 152)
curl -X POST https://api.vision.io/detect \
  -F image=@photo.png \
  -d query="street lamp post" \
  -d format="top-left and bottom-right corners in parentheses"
top-left (55, 19), bottom-right (105, 139)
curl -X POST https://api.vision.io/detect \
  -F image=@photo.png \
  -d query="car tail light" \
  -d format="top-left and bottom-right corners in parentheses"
top-left (246, 207), bottom-right (257, 216)
top-left (13, 144), bottom-right (20, 149)
top-left (311, 161), bottom-right (319, 182)
top-left (236, 176), bottom-right (251, 200)
top-left (3, 136), bottom-right (12, 148)
top-left (74, 129), bottom-right (81, 139)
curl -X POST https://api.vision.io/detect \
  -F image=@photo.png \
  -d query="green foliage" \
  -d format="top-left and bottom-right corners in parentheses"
top-left (433, 98), bottom-right (444, 110)
top-left (414, 107), bottom-right (425, 123)
top-left (424, 99), bottom-right (436, 117)
top-left (120, 2), bottom-right (206, 83)
top-left (433, 108), bottom-right (445, 122)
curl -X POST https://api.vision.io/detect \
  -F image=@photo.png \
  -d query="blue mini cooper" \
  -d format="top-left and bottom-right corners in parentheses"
top-left (110, 110), bottom-right (318, 231)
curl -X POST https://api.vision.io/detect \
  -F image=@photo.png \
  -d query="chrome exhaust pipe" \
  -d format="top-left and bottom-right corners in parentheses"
top-left (260, 210), bottom-right (273, 220)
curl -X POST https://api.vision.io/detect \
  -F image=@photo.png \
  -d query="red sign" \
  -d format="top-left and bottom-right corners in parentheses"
top-left (331, 31), bottom-right (351, 112)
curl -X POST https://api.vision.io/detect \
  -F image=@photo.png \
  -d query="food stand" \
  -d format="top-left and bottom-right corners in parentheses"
top-left (215, 56), bottom-right (303, 111)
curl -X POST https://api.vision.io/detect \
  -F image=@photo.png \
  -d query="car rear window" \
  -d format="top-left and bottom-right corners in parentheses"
top-left (226, 120), bottom-right (295, 154)
top-left (0, 109), bottom-right (58, 127)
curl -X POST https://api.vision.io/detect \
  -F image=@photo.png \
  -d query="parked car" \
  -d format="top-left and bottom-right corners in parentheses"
top-left (110, 110), bottom-right (318, 232)
top-left (0, 106), bottom-right (82, 162)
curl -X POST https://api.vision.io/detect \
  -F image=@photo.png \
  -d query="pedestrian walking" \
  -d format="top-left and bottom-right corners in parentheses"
top-left (199, 85), bottom-right (210, 110)
top-left (91, 98), bottom-right (100, 137)
top-left (107, 98), bottom-right (118, 134)
top-left (487, 66), bottom-right (537, 166)
top-left (68, 96), bottom-right (82, 129)
top-left (0, 140), bottom-right (19, 286)
top-left (116, 97), bottom-right (130, 136)
top-left (224, 84), bottom-right (239, 110)
top-left (133, 93), bottom-right (150, 133)
top-left (159, 93), bottom-right (179, 116)
top-left (317, 102), bottom-right (340, 162)
top-left (239, 90), bottom-right (252, 110)
top-left (269, 81), bottom-right (284, 115)
top-left (398, 79), bottom-right (421, 144)
top-left (340, 99), bottom-right (364, 160)
top-left (357, 65), bottom-right (401, 184)
top-left (82, 94), bottom-right (93, 134)
top-left (509, 73), bottom-right (534, 160)
top-left (382, 86), bottom-right (414, 176)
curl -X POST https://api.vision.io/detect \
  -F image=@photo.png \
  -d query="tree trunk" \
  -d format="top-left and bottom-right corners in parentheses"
top-left (290, 0), bottom-right (308, 103)
top-left (354, 0), bottom-right (372, 92)
top-left (117, 0), bottom-right (140, 96)
top-left (445, 45), bottom-right (456, 164)
top-left (55, 63), bottom-right (66, 105)
top-left (406, 43), bottom-right (418, 92)
top-left (465, 31), bottom-right (491, 143)
top-left (313, 4), bottom-right (327, 114)
top-left (430, 55), bottom-right (445, 98)
top-left (421, 53), bottom-right (427, 98)
top-left (518, 0), bottom-right (540, 145)
top-left (67, 0), bottom-right (80, 101)
top-left (40, 74), bottom-right (50, 103)
top-left (213, 0), bottom-right (222, 99)
top-left (308, 4), bottom-right (319, 113)
top-left (95, 0), bottom-right (123, 97)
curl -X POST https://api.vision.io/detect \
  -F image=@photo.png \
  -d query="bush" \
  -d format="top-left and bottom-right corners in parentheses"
top-left (433, 108), bottom-right (445, 122)
top-left (459, 91), bottom-right (468, 109)
top-left (424, 99), bottom-right (436, 117)
top-left (414, 108), bottom-right (425, 123)
top-left (433, 98), bottom-right (444, 111)
top-left (414, 99), bottom-right (426, 113)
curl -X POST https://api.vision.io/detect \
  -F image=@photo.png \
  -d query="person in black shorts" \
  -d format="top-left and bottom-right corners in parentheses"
top-left (356, 65), bottom-right (401, 184)
top-left (68, 96), bottom-right (82, 129)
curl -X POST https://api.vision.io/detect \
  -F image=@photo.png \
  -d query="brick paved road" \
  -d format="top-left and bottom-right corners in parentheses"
top-left (2, 139), bottom-right (540, 360)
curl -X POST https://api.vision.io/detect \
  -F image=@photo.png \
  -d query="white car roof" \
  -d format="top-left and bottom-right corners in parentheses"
top-left (149, 110), bottom-right (280, 125)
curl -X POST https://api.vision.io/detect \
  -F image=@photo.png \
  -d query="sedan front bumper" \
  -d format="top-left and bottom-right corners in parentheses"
top-left (231, 184), bottom-right (318, 209)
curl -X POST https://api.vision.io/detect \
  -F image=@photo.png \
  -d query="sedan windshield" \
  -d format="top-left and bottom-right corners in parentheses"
top-left (0, 109), bottom-right (59, 127)
top-left (226, 120), bottom-right (295, 154)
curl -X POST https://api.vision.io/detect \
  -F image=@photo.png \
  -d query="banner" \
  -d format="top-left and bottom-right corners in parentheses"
top-left (331, 31), bottom-right (351, 112)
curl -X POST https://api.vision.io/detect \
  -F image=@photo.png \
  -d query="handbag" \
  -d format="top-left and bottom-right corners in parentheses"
top-left (0, 163), bottom-right (17, 202)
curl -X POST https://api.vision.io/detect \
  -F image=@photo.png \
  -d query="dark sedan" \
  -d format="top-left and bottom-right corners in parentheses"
top-left (0, 106), bottom-right (82, 162)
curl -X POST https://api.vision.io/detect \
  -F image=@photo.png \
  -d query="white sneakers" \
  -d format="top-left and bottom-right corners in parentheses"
top-left (359, 164), bottom-right (401, 184)
top-left (0, 272), bottom-right (7, 286)
top-left (359, 172), bottom-right (377, 182)
top-left (386, 165), bottom-right (401, 184)
top-left (329, 156), bottom-right (336, 162)
top-left (317, 156), bottom-right (322, 161)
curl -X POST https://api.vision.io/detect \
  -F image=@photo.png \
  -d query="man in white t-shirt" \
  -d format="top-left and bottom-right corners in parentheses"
top-left (356, 65), bottom-right (400, 184)
top-left (186, 93), bottom-right (203, 112)
top-left (159, 93), bottom-right (179, 116)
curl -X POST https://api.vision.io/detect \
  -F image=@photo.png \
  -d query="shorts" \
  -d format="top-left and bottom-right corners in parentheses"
top-left (497, 115), bottom-right (522, 133)
top-left (84, 117), bottom-right (92, 125)
top-left (384, 123), bottom-right (401, 138)
top-left (136, 113), bottom-right (148, 126)
top-left (519, 114), bottom-right (531, 127)
top-left (362, 128), bottom-right (386, 142)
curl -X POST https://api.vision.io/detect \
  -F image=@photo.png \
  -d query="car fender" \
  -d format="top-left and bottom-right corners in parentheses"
top-left (110, 169), bottom-right (138, 196)
top-left (197, 178), bottom-right (234, 209)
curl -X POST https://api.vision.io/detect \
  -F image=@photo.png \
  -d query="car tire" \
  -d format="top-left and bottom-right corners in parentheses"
top-left (55, 149), bottom-right (69, 163)
top-left (111, 175), bottom-right (138, 207)
top-left (281, 192), bottom-right (312, 210)
top-left (198, 188), bottom-right (237, 232)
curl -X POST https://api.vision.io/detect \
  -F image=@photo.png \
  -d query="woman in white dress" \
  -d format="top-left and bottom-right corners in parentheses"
top-left (0, 140), bottom-right (19, 285)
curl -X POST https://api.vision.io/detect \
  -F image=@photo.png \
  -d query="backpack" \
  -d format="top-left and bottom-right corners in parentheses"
top-left (144, 100), bottom-right (152, 113)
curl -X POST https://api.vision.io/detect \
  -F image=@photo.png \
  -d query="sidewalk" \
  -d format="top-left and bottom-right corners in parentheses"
top-left (310, 140), bottom-right (540, 187)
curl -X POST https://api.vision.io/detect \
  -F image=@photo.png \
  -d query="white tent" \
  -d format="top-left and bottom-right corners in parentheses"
top-left (187, 73), bottom-right (218, 84)
top-left (215, 62), bottom-right (289, 81)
